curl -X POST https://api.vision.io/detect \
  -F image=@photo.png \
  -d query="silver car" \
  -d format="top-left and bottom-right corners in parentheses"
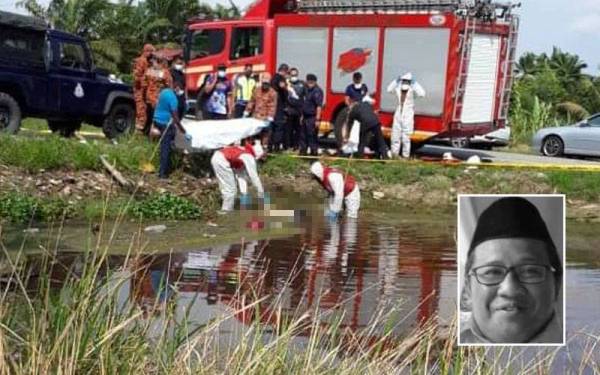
top-left (532, 113), bottom-right (600, 157)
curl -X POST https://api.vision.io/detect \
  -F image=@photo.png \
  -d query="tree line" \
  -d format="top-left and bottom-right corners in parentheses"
top-left (511, 48), bottom-right (600, 143)
top-left (17, 0), bottom-right (241, 75)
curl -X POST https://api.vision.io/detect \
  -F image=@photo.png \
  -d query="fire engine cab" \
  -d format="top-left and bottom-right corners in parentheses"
top-left (183, 0), bottom-right (519, 147)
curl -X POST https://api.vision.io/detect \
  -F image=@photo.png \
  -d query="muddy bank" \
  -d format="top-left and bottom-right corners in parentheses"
top-left (1, 160), bottom-right (600, 222)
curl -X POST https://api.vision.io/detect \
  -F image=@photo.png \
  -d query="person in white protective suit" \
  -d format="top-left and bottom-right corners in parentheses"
top-left (211, 140), bottom-right (266, 213)
top-left (386, 72), bottom-right (426, 158)
top-left (310, 161), bottom-right (360, 219)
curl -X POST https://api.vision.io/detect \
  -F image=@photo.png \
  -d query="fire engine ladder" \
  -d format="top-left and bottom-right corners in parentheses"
top-left (498, 15), bottom-right (520, 122)
top-left (451, 15), bottom-right (477, 123)
top-left (296, 0), bottom-right (463, 13)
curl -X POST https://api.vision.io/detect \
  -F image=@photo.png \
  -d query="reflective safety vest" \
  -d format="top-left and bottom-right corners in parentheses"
top-left (235, 75), bottom-right (257, 103)
top-left (321, 167), bottom-right (356, 197)
top-left (221, 143), bottom-right (255, 170)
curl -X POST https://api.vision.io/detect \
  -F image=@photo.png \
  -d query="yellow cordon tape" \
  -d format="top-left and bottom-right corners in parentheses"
top-left (285, 154), bottom-right (600, 172)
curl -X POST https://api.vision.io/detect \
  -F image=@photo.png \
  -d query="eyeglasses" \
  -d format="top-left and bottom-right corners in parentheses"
top-left (469, 264), bottom-right (556, 286)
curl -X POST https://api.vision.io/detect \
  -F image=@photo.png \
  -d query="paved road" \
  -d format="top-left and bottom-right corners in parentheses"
top-left (417, 145), bottom-right (600, 166)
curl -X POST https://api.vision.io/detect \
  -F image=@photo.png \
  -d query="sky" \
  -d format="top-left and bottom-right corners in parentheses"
top-left (2, 0), bottom-right (599, 74)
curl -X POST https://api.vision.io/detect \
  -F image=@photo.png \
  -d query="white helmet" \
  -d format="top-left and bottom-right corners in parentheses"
top-left (252, 140), bottom-right (265, 160)
top-left (310, 161), bottom-right (324, 179)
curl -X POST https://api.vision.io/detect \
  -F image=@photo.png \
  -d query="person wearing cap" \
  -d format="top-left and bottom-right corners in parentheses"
top-left (269, 63), bottom-right (290, 152)
top-left (204, 64), bottom-right (233, 120)
top-left (460, 197), bottom-right (563, 344)
top-left (169, 55), bottom-right (186, 119)
top-left (300, 74), bottom-right (324, 156)
top-left (345, 95), bottom-right (389, 159)
top-left (245, 72), bottom-right (277, 146)
top-left (153, 79), bottom-right (189, 179)
top-left (210, 140), bottom-right (266, 213)
top-left (310, 161), bottom-right (360, 219)
top-left (344, 72), bottom-right (369, 106)
top-left (133, 43), bottom-right (155, 132)
top-left (386, 72), bottom-right (426, 158)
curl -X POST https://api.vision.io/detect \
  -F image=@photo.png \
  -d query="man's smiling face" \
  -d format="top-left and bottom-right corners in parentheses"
top-left (467, 238), bottom-right (557, 343)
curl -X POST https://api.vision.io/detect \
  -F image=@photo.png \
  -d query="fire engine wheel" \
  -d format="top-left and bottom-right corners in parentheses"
top-left (103, 103), bottom-right (135, 139)
top-left (542, 135), bottom-right (564, 157)
top-left (333, 106), bottom-right (350, 149)
top-left (450, 137), bottom-right (470, 149)
top-left (0, 92), bottom-right (22, 134)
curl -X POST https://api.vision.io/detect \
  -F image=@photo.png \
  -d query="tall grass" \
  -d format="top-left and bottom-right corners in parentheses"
top-left (1, 216), bottom-right (598, 373)
top-left (0, 133), bottom-right (155, 173)
top-left (510, 92), bottom-right (556, 146)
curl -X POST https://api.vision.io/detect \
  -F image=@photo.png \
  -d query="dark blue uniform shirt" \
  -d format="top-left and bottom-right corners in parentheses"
top-left (302, 85), bottom-right (324, 116)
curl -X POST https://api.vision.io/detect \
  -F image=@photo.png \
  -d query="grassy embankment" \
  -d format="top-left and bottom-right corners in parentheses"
top-left (2, 119), bottom-right (600, 224)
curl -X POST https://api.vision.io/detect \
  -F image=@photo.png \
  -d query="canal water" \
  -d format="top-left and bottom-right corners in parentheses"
top-left (2, 208), bottom-right (599, 371)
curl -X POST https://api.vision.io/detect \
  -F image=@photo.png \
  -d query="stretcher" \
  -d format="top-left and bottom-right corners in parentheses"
top-left (174, 117), bottom-right (269, 152)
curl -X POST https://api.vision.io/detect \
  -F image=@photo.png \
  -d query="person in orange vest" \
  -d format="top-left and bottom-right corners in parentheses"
top-left (143, 54), bottom-right (173, 133)
top-left (310, 161), bottom-right (360, 219)
top-left (210, 140), bottom-right (266, 213)
top-left (132, 43), bottom-right (155, 132)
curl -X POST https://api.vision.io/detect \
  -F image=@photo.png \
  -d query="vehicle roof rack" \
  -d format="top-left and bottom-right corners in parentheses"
top-left (296, 0), bottom-right (464, 13)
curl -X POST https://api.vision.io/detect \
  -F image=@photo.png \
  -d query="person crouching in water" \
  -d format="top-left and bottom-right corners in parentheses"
top-left (310, 161), bottom-right (360, 219)
top-left (211, 140), bottom-right (266, 213)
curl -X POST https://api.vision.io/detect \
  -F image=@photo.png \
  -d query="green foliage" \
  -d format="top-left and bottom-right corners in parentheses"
top-left (131, 193), bottom-right (201, 220)
top-left (0, 134), bottom-right (156, 173)
top-left (0, 192), bottom-right (73, 223)
top-left (546, 171), bottom-right (600, 201)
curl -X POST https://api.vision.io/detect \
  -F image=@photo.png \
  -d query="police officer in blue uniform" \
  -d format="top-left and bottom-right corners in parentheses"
top-left (300, 73), bottom-right (324, 156)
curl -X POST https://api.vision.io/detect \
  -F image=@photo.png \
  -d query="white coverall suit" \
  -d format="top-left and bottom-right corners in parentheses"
top-left (210, 149), bottom-right (264, 212)
top-left (387, 77), bottom-right (426, 158)
top-left (325, 172), bottom-right (361, 219)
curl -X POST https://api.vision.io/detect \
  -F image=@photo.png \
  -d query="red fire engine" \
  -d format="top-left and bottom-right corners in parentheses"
top-left (183, 0), bottom-right (519, 146)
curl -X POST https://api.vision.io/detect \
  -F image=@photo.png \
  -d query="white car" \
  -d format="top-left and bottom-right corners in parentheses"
top-left (532, 113), bottom-right (600, 157)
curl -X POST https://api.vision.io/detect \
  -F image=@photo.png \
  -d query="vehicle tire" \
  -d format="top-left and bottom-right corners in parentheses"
top-left (450, 137), bottom-right (470, 149)
top-left (0, 92), bottom-right (22, 134)
top-left (541, 135), bottom-right (564, 157)
top-left (48, 120), bottom-right (81, 137)
top-left (102, 102), bottom-right (135, 139)
top-left (333, 106), bottom-right (349, 149)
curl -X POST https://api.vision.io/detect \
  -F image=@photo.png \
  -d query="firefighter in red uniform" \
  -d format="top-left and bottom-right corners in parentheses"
top-left (132, 44), bottom-right (155, 132)
top-left (310, 161), bottom-right (360, 219)
top-left (210, 140), bottom-right (266, 213)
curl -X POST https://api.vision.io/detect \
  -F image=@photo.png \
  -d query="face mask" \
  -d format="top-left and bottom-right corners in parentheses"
top-left (217, 70), bottom-right (226, 78)
top-left (290, 76), bottom-right (298, 83)
top-left (261, 82), bottom-right (270, 90)
top-left (401, 84), bottom-right (410, 91)
top-left (174, 64), bottom-right (184, 71)
top-left (354, 83), bottom-right (362, 89)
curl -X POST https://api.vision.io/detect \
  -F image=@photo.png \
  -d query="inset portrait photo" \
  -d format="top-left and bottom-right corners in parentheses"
top-left (457, 195), bottom-right (565, 346)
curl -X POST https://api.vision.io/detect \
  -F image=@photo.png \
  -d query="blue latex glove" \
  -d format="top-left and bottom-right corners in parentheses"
top-left (240, 194), bottom-right (251, 206)
top-left (184, 133), bottom-right (192, 142)
top-left (325, 210), bottom-right (339, 222)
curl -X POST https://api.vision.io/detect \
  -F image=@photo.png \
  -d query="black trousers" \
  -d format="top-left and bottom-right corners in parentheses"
top-left (285, 113), bottom-right (301, 149)
top-left (269, 120), bottom-right (286, 152)
top-left (233, 103), bottom-right (247, 119)
top-left (299, 116), bottom-right (318, 155)
top-left (357, 123), bottom-right (388, 159)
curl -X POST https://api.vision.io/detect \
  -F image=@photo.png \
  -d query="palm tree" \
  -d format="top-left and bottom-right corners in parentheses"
top-left (549, 47), bottom-right (588, 83)
top-left (516, 52), bottom-right (540, 78)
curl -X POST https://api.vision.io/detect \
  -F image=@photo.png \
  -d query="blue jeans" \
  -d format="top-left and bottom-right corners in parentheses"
top-left (158, 123), bottom-right (176, 178)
